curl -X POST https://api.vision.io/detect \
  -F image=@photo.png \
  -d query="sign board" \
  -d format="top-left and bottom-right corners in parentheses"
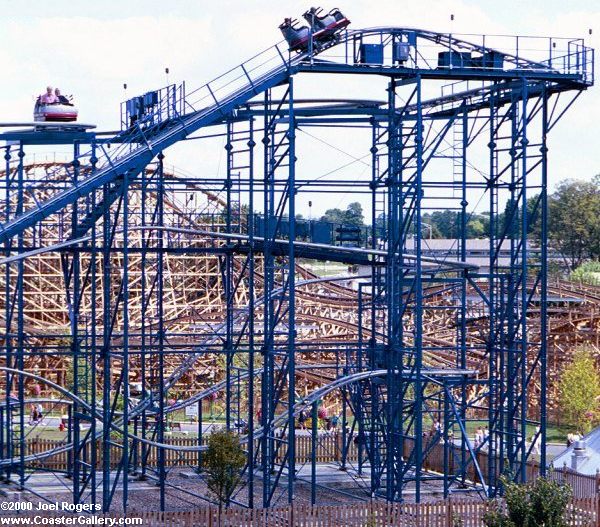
top-left (185, 405), bottom-right (198, 418)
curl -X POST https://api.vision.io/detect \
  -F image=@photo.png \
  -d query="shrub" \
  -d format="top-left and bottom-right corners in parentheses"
top-left (203, 429), bottom-right (246, 518)
top-left (484, 475), bottom-right (573, 527)
top-left (570, 261), bottom-right (600, 285)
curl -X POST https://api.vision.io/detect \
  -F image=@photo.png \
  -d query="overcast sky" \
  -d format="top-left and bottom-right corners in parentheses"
top-left (0, 0), bottom-right (597, 217)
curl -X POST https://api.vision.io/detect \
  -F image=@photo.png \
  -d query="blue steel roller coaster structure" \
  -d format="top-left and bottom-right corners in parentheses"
top-left (0, 13), bottom-right (594, 512)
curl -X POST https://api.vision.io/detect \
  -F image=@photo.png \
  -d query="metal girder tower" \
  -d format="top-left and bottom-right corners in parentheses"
top-left (0, 23), bottom-right (593, 512)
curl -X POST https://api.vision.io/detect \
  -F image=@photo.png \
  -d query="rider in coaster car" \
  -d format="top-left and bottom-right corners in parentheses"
top-left (54, 88), bottom-right (72, 105)
top-left (40, 86), bottom-right (57, 104)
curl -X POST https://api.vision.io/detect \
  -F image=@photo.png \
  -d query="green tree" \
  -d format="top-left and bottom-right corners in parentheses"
top-left (559, 347), bottom-right (600, 433)
top-left (203, 429), bottom-right (246, 520)
top-left (466, 218), bottom-right (486, 238)
top-left (500, 198), bottom-right (516, 239)
top-left (321, 202), bottom-right (364, 227)
top-left (484, 475), bottom-right (573, 527)
top-left (499, 196), bottom-right (540, 242)
top-left (344, 202), bottom-right (364, 227)
top-left (422, 210), bottom-right (491, 239)
top-left (548, 178), bottom-right (600, 269)
top-left (320, 207), bottom-right (345, 224)
top-left (570, 261), bottom-right (600, 286)
top-left (430, 210), bottom-right (459, 238)
top-left (525, 194), bottom-right (542, 241)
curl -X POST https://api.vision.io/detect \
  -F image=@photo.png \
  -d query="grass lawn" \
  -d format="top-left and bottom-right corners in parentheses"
top-left (461, 420), bottom-right (567, 444)
top-left (419, 416), bottom-right (569, 444)
top-left (20, 414), bottom-right (570, 446)
top-left (299, 260), bottom-right (351, 277)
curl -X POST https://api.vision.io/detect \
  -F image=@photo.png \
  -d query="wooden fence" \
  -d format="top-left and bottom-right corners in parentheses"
top-left (20, 434), bottom-right (360, 469)
top-left (420, 437), bottom-right (599, 498)
top-left (19, 434), bottom-right (600, 498)
top-left (4, 499), bottom-right (599, 526)
top-left (21, 433), bottom-right (361, 469)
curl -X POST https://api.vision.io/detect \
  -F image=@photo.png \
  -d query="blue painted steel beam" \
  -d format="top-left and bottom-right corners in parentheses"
top-left (0, 27), bottom-right (592, 246)
top-left (295, 63), bottom-right (588, 84)
top-left (0, 131), bottom-right (96, 145)
top-left (0, 68), bottom-right (293, 244)
top-left (0, 24), bottom-right (592, 509)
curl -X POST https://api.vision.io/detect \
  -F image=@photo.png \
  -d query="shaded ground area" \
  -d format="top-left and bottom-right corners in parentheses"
top-left (0, 465), bottom-right (481, 514)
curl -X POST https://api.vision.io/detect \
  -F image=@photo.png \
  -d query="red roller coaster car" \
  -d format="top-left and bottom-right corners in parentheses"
top-left (34, 96), bottom-right (78, 122)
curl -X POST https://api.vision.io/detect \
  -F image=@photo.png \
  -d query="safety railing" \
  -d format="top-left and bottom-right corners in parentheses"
top-left (112, 28), bottom-right (592, 180)
top-left (114, 38), bottom-right (300, 156)
top-left (2, 28), bottom-right (593, 244)
top-left (111, 30), bottom-right (592, 147)
top-left (111, 40), bottom-right (298, 165)
top-left (120, 83), bottom-right (186, 131)
top-left (317, 29), bottom-right (594, 84)
top-left (183, 41), bottom-right (294, 115)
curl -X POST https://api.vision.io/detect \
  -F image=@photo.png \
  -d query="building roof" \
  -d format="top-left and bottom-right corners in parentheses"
top-left (551, 425), bottom-right (600, 475)
top-left (418, 238), bottom-right (535, 252)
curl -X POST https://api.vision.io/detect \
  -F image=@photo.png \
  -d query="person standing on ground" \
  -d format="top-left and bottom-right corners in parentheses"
top-left (474, 427), bottom-right (483, 448)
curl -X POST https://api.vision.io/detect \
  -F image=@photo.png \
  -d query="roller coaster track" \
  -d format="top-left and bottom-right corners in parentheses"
top-left (0, 269), bottom-right (370, 466)
top-left (0, 362), bottom-right (476, 467)
top-left (0, 28), bottom-right (590, 246)
top-left (0, 224), bottom-right (475, 391)
top-left (0, 225), bottom-right (476, 271)
top-left (0, 260), bottom-right (478, 467)
top-left (0, 28), bottom-right (593, 506)
top-left (0, 284), bottom-right (479, 469)
top-left (5, 208), bottom-right (583, 418)
top-left (0, 161), bottom-right (482, 422)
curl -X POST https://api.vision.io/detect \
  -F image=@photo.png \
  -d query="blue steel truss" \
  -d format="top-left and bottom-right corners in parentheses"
top-left (0, 25), bottom-right (593, 511)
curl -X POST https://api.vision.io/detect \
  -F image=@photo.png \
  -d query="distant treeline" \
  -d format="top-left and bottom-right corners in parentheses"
top-left (316, 176), bottom-right (600, 269)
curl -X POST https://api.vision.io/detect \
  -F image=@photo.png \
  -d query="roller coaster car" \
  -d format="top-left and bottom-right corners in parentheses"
top-left (280, 8), bottom-right (350, 52)
top-left (279, 18), bottom-right (311, 52)
top-left (302, 7), bottom-right (350, 39)
top-left (34, 96), bottom-right (78, 122)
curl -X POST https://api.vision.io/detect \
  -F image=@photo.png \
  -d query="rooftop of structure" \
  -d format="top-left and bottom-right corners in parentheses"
top-left (550, 425), bottom-right (600, 476)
